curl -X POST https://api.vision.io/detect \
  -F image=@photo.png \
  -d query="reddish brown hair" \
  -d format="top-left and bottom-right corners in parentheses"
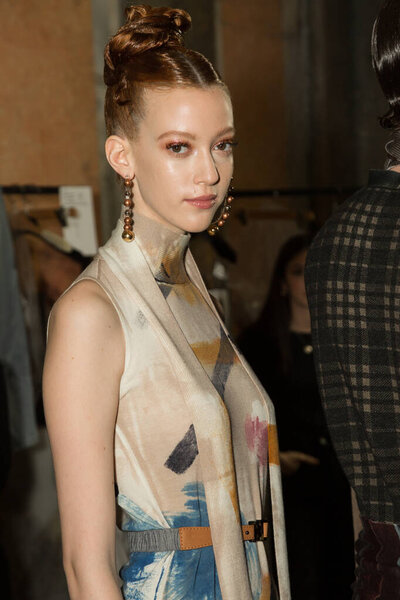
top-left (104, 5), bottom-right (226, 138)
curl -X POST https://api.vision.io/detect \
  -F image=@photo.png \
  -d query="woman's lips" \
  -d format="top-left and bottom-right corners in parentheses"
top-left (184, 195), bottom-right (217, 209)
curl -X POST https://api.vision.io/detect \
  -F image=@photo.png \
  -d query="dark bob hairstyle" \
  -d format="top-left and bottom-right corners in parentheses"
top-left (372, 0), bottom-right (400, 129)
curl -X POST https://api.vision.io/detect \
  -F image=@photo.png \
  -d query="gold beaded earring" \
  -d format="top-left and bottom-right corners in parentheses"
top-left (207, 183), bottom-right (234, 236)
top-left (122, 176), bottom-right (135, 242)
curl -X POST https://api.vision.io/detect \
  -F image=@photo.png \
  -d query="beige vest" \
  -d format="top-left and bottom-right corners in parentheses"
top-left (71, 222), bottom-right (290, 599)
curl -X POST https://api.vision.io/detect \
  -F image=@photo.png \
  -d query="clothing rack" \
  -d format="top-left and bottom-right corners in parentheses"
top-left (2, 188), bottom-right (66, 222)
top-left (2, 184), bottom-right (359, 197)
top-left (1, 185), bottom-right (87, 262)
top-left (2, 184), bottom-right (357, 261)
top-left (232, 185), bottom-right (359, 225)
top-left (234, 186), bottom-right (358, 198)
top-left (2, 185), bottom-right (59, 195)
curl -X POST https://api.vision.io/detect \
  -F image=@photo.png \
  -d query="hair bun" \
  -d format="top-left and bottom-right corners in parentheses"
top-left (104, 5), bottom-right (191, 86)
top-left (125, 5), bottom-right (191, 38)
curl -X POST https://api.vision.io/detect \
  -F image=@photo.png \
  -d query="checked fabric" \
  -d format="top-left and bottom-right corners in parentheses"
top-left (305, 169), bottom-right (400, 524)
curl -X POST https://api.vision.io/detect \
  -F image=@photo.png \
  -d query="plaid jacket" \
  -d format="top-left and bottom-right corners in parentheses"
top-left (305, 169), bottom-right (400, 523)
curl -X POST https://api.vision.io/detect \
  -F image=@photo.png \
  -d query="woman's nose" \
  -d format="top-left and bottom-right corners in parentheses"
top-left (193, 150), bottom-right (220, 186)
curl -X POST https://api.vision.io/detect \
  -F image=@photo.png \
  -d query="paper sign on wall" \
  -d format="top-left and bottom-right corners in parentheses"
top-left (59, 186), bottom-right (98, 256)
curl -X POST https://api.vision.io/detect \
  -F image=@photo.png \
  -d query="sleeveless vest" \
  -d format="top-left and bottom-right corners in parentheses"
top-left (67, 220), bottom-right (290, 599)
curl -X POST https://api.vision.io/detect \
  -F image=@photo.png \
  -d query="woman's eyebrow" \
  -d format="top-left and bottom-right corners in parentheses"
top-left (157, 130), bottom-right (196, 141)
top-left (157, 126), bottom-right (235, 142)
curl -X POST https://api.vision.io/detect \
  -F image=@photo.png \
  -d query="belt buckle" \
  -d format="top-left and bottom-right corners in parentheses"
top-left (249, 519), bottom-right (267, 542)
top-left (248, 519), bottom-right (267, 542)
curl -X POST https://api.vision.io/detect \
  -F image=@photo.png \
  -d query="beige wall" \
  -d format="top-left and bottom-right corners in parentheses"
top-left (0, 0), bottom-right (99, 201)
top-left (219, 0), bottom-right (288, 189)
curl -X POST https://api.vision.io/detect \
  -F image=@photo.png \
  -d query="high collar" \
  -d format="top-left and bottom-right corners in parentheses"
top-left (120, 211), bottom-right (191, 285)
top-left (368, 169), bottom-right (400, 190)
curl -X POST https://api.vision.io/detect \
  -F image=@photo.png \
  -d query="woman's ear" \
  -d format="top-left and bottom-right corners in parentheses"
top-left (105, 135), bottom-right (135, 179)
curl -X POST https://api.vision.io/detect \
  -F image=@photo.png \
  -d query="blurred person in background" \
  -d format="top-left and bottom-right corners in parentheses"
top-left (305, 0), bottom-right (400, 597)
top-left (240, 234), bottom-right (354, 599)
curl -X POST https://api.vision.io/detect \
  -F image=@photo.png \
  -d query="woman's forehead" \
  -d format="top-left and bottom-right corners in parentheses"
top-left (139, 86), bottom-right (234, 137)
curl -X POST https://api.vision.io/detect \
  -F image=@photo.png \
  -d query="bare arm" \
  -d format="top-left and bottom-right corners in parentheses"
top-left (43, 280), bottom-right (125, 600)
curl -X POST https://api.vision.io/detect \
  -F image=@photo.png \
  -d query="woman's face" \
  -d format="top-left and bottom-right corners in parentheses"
top-left (283, 248), bottom-right (309, 309)
top-left (127, 85), bottom-right (235, 233)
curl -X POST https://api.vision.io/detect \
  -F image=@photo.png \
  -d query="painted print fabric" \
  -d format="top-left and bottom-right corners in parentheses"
top-left (71, 213), bottom-right (289, 600)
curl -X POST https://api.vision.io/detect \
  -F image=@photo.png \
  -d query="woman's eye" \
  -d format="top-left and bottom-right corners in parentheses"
top-left (214, 140), bottom-right (236, 152)
top-left (166, 143), bottom-right (189, 155)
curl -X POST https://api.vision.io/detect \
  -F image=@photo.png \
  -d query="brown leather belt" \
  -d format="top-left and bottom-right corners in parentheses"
top-left (180, 520), bottom-right (269, 550)
top-left (126, 519), bottom-right (268, 552)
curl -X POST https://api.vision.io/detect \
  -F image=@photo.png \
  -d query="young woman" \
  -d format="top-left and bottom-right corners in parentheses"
top-left (239, 234), bottom-right (354, 600)
top-left (43, 6), bottom-right (289, 600)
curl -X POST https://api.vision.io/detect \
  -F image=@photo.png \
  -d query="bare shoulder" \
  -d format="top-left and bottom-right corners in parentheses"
top-left (46, 279), bottom-right (124, 379)
top-left (44, 280), bottom-right (125, 397)
top-left (49, 279), bottom-right (121, 339)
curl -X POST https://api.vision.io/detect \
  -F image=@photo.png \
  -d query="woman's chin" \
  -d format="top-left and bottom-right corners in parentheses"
top-left (183, 210), bottom-right (222, 234)
top-left (184, 221), bottom-right (213, 234)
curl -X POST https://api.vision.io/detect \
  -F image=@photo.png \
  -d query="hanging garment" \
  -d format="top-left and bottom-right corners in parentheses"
top-left (0, 362), bottom-right (11, 488)
top-left (0, 190), bottom-right (38, 450)
top-left (13, 231), bottom-right (45, 406)
top-left (63, 213), bottom-right (290, 600)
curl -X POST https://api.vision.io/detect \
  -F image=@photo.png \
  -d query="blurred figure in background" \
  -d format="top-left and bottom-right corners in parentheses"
top-left (240, 234), bottom-right (354, 599)
top-left (305, 1), bottom-right (400, 597)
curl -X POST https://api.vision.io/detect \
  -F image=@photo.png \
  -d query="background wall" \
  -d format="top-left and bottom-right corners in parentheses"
top-left (219, 0), bottom-right (288, 188)
top-left (281, 0), bottom-right (387, 223)
top-left (0, 0), bottom-right (99, 189)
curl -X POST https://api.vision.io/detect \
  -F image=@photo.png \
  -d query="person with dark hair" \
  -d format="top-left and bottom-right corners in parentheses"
top-left (42, 6), bottom-right (290, 600)
top-left (239, 234), bottom-right (354, 599)
top-left (305, 1), bottom-right (400, 597)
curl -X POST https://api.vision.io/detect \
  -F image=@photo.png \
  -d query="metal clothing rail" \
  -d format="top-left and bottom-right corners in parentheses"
top-left (1, 185), bottom-right (359, 197)
top-left (1, 185), bottom-right (59, 195)
top-left (234, 186), bottom-right (359, 198)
